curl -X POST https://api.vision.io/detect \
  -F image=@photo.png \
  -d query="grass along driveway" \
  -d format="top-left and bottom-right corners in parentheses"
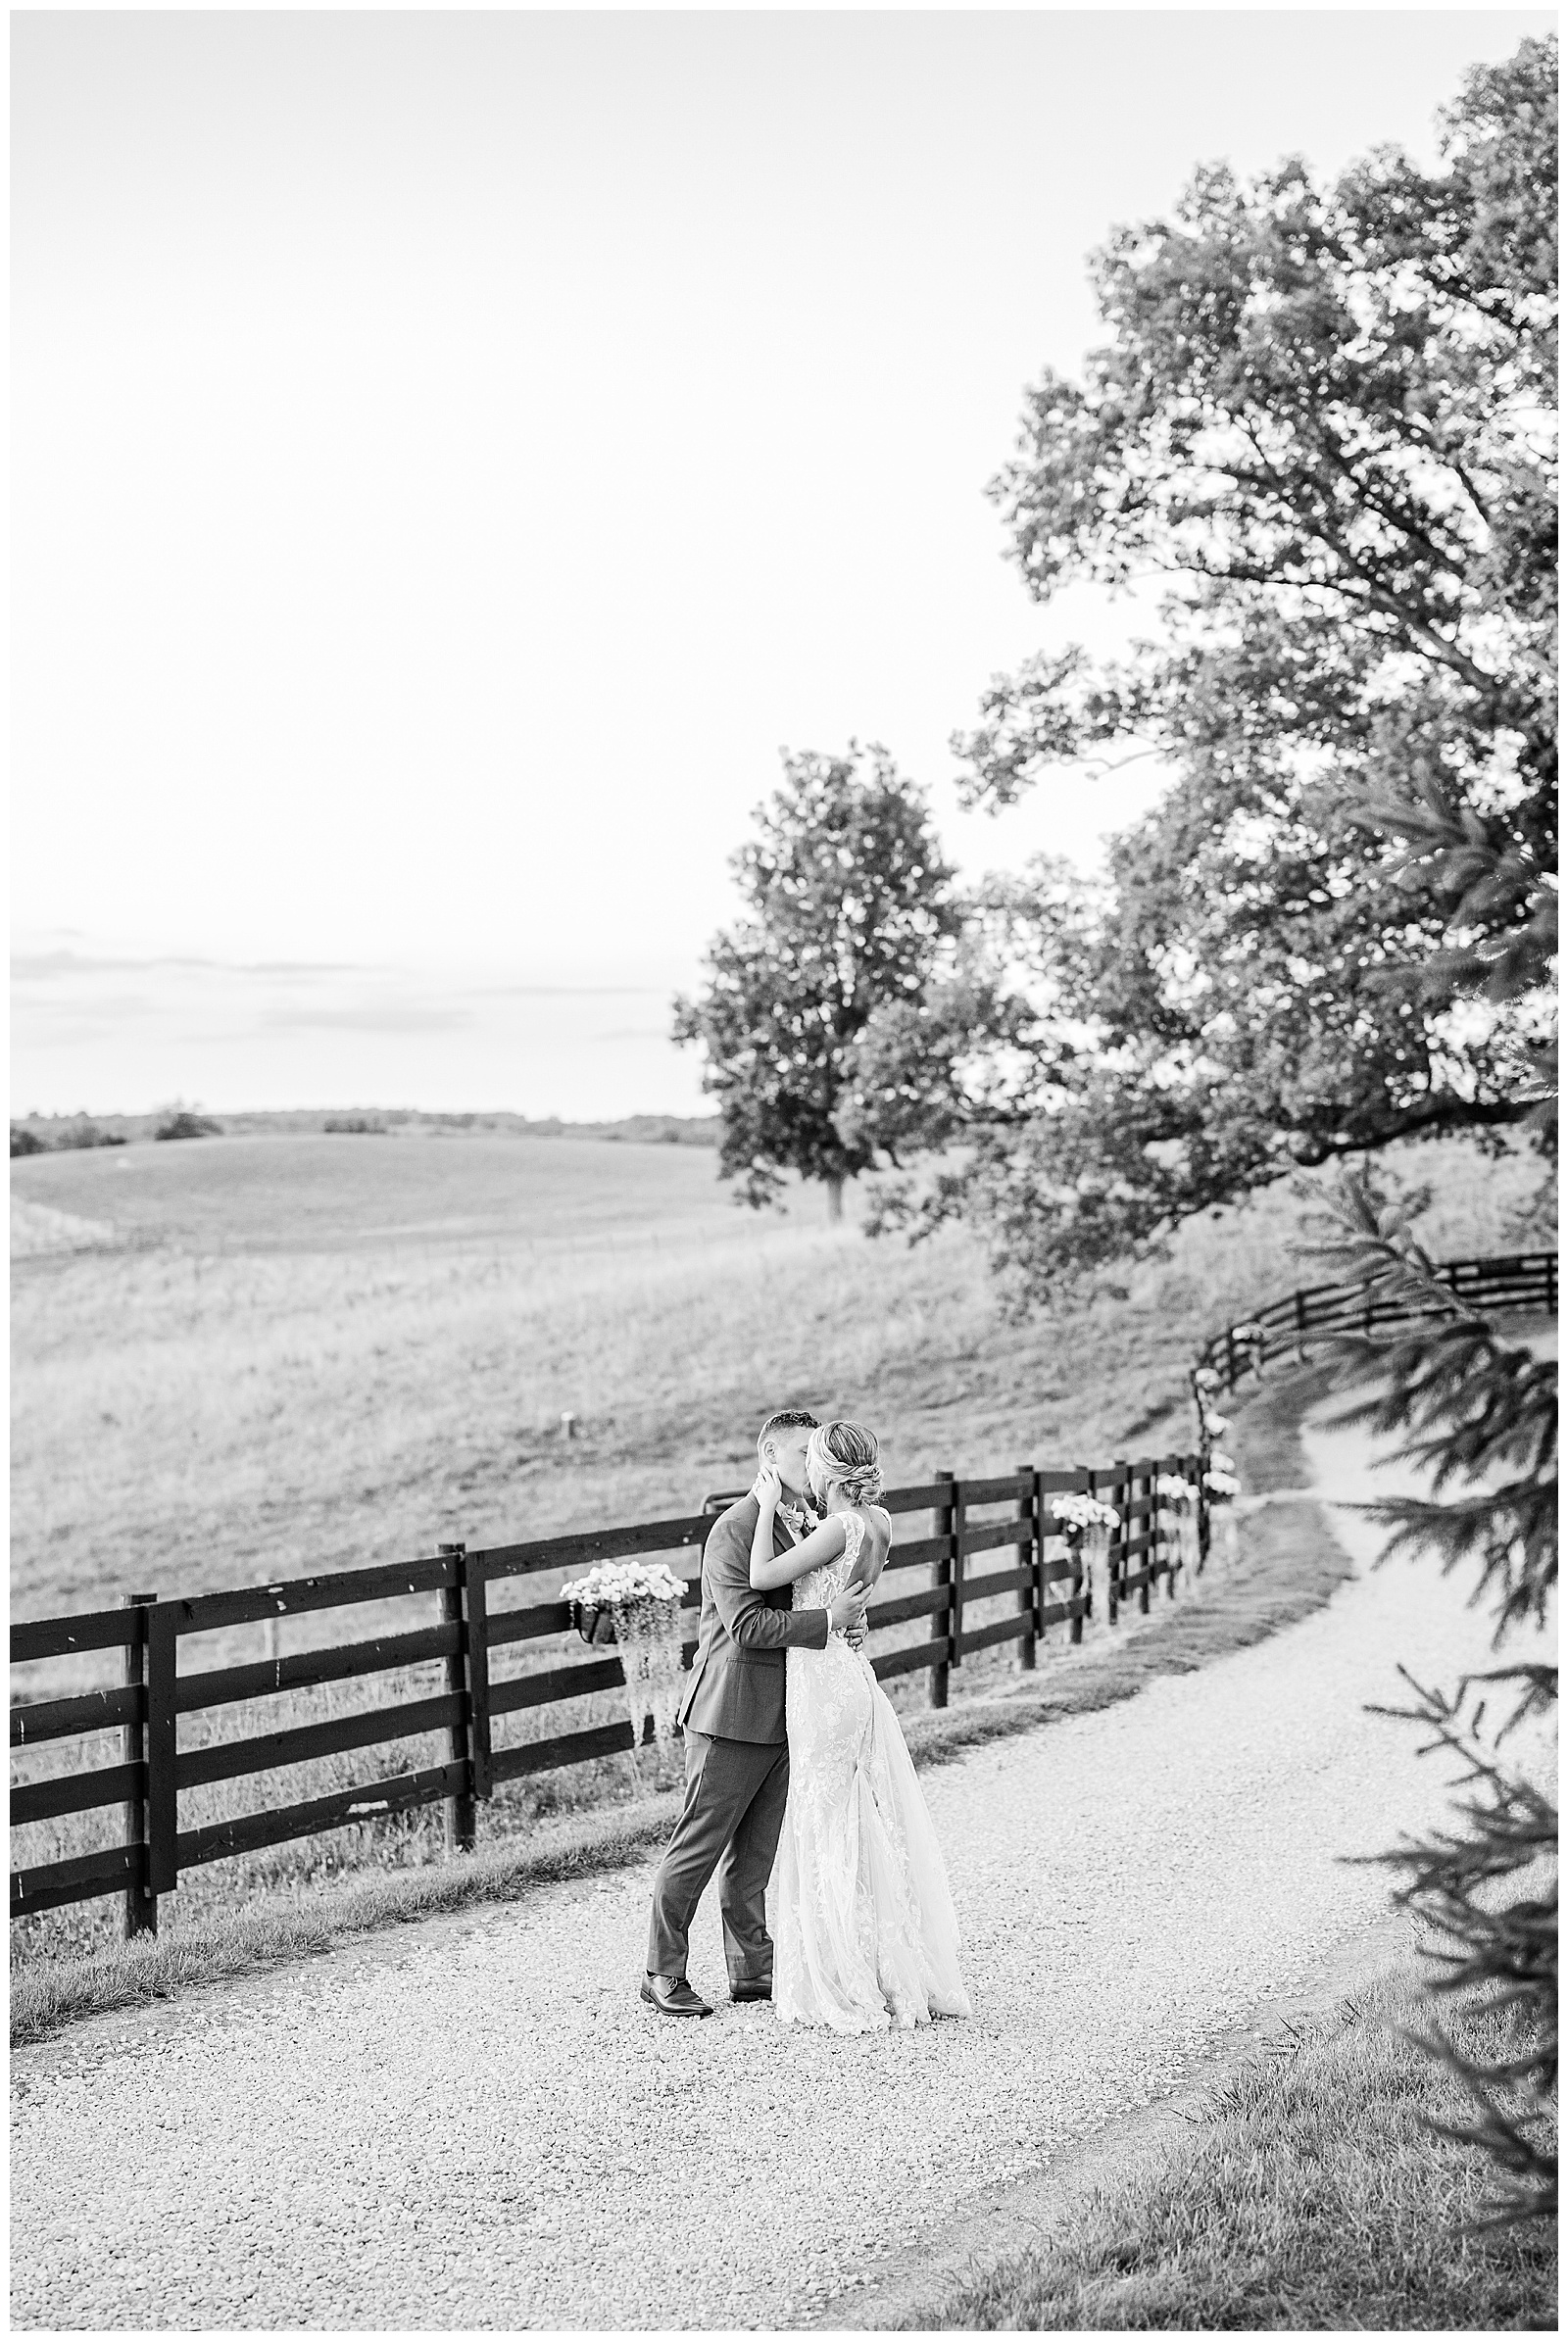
top-left (891, 1965), bottom-right (1555, 2331)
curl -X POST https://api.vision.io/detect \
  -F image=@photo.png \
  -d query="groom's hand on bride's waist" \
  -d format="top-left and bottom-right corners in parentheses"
top-left (828, 1584), bottom-right (869, 1636)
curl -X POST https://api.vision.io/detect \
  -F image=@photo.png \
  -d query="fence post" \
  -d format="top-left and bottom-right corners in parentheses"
top-left (144, 1600), bottom-right (178, 1898)
top-left (1069, 1465), bottom-right (1090, 1643)
top-left (1225, 1324), bottom-right (1237, 1390)
top-left (1161, 1453), bottom-right (1178, 1599)
top-left (1092, 1467), bottom-right (1119, 1628)
top-left (1015, 1464), bottom-right (1037, 1672)
top-left (438, 1542), bottom-right (476, 1854)
top-left (929, 1472), bottom-right (955, 1709)
top-left (1294, 1289), bottom-right (1307, 1365)
top-left (465, 1557), bottom-right (493, 1806)
top-left (1142, 1460), bottom-right (1155, 1610)
top-left (950, 1477), bottom-right (967, 1674)
top-left (121, 1593), bottom-right (157, 1939)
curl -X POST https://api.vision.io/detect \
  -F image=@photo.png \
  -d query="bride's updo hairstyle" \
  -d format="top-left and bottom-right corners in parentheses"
top-left (806, 1420), bottom-right (884, 1510)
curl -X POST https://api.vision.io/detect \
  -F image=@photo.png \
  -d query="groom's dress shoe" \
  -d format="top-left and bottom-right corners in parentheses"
top-left (641, 1973), bottom-right (713, 2018)
top-left (729, 1976), bottom-right (772, 2003)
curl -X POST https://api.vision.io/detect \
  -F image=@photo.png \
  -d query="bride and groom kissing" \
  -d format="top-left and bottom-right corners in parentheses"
top-left (644, 1409), bottom-right (971, 2032)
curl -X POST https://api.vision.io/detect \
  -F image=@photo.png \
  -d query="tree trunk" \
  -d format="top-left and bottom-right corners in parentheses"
top-left (825, 1175), bottom-right (845, 1224)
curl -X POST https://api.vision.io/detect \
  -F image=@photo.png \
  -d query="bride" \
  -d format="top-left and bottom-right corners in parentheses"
top-left (751, 1419), bottom-right (971, 2032)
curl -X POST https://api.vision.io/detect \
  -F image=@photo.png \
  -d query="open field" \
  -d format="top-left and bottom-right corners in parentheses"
top-left (11, 1126), bottom-right (1553, 1966)
top-left (13, 1127), bottom-right (1552, 1615)
top-left (11, 1126), bottom-right (739, 1259)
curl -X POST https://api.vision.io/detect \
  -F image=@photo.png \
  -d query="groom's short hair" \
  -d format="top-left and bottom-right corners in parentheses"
top-left (757, 1408), bottom-right (819, 1454)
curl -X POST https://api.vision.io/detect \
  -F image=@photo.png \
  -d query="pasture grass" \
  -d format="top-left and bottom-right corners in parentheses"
top-left (917, 1967), bottom-right (1558, 2330)
top-left (12, 1127), bottom-right (1548, 1623)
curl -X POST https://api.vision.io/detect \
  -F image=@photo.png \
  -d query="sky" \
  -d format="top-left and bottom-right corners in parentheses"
top-left (11, 5), bottom-right (1553, 1120)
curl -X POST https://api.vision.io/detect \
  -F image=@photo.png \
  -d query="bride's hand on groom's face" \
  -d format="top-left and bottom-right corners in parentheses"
top-left (755, 1464), bottom-right (784, 1509)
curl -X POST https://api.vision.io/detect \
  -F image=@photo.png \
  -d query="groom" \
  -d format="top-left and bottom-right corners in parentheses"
top-left (642, 1407), bottom-right (870, 2017)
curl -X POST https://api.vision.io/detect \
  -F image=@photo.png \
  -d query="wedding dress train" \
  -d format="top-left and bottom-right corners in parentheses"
top-left (771, 1512), bottom-right (971, 2032)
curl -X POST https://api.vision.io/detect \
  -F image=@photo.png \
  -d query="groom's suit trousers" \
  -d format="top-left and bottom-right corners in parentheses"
top-left (647, 1490), bottom-right (829, 1986)
top-left (646, 1728), bottom-right (790, 1984)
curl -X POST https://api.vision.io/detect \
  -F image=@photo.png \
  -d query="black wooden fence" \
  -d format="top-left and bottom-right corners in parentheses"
top-left (10, 1449), bottom-right (1205, 1932)
top-left (1198, 1249), bottom-right (1557, 1390)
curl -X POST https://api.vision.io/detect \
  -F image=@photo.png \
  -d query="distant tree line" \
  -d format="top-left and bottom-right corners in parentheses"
top-left (11, 1110), bottom-right (222, 1155)
top-left (10, 1108), bottom-right (721, 1156)
top-left (12, 1120), bottom-right (128, 1156)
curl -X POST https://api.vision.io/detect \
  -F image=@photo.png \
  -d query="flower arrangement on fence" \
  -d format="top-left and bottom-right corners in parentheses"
top-left (1051, 1493), bottom-right (1121, 1534)
top-left (1203, 1448), bottom-right (1238, 1498)
top-left (1154, 1472), bottom-right (1202, 1581)
top-left (1201, 1452), bottom-right (1241, 1567)
top-left (1052, 1493), bottom-right (1121, 1632)
top-left (562, 1559), bottom-right (685, 1622)
top-left (560, 1560), bottom-right (688, 1768)
top-left (1190, 1360), bottom-right (1231, 1451)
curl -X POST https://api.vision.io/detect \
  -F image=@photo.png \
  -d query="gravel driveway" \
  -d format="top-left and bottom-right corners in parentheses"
top-left (12, 1399), bottom-right (1556, 2332)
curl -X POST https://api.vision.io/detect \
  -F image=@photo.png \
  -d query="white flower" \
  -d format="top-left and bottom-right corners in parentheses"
top-left (562, 1559), bottom-right (686, 1607)
top-left (1052, 1493), bottom-right (1121, 1532)
top-left (1209, 1449), bottom-right (1235, 1473)
top-left (1204, 1468), bottom-right (1240, 1498)
top-left (1154, 1474), bottom-right (1197, 1503)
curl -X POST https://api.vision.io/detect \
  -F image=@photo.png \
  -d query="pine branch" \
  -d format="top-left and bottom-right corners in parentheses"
top-left (1295, 1170), bottom-right (1556, 1634)
top-left (1387, 2022), bottom-right (1557, 2230)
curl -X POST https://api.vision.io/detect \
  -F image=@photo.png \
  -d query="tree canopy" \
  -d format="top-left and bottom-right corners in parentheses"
top-left (862, 36), bottom-right (1557, 1300)
top-left (672, 744), bottom-right (960, 1218)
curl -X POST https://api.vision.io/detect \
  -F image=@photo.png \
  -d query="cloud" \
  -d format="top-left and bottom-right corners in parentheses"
top-left (14, 990), bottom-right (161, 1026)
top-left (10, 935), bottom-right (667, 1062)
top-left (13, 950), bottom-right (212, 981)
top-left (239, 959), bottom-right (378, 980)
top-left (12, 949), bottom-right (663, 997)
top-left (12, 949), bottom-right (368, 983)
top-left (258, 1001), bottom-right (475, 1034)
top-left (467, 983), bottom-right (666, 999)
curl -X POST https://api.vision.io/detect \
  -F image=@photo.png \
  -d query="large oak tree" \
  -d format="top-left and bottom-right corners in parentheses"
top-left (862, 37), bottom-right (1557, 1300)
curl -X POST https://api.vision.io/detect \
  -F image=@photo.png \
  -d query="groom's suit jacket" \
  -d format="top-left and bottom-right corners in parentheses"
top-left (677, 1493), bottom-right (830, 1744)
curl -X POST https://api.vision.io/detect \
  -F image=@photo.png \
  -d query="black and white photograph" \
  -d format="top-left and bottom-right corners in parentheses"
top-left (9, 4), bottom-right (1558, 2331)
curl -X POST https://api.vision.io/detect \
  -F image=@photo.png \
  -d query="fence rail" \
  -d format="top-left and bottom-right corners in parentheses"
top-left (12, 1247), bottom-right (1555, 1933)
top-left (1198, 1249), bottom-right (1557, 1390)
top-left (10, 1447), bottom-right (1209, 1928)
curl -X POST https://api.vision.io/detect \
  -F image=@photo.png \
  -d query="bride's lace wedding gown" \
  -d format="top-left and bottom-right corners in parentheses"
top-left (771, 1511), bottom-right (971, 2031)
